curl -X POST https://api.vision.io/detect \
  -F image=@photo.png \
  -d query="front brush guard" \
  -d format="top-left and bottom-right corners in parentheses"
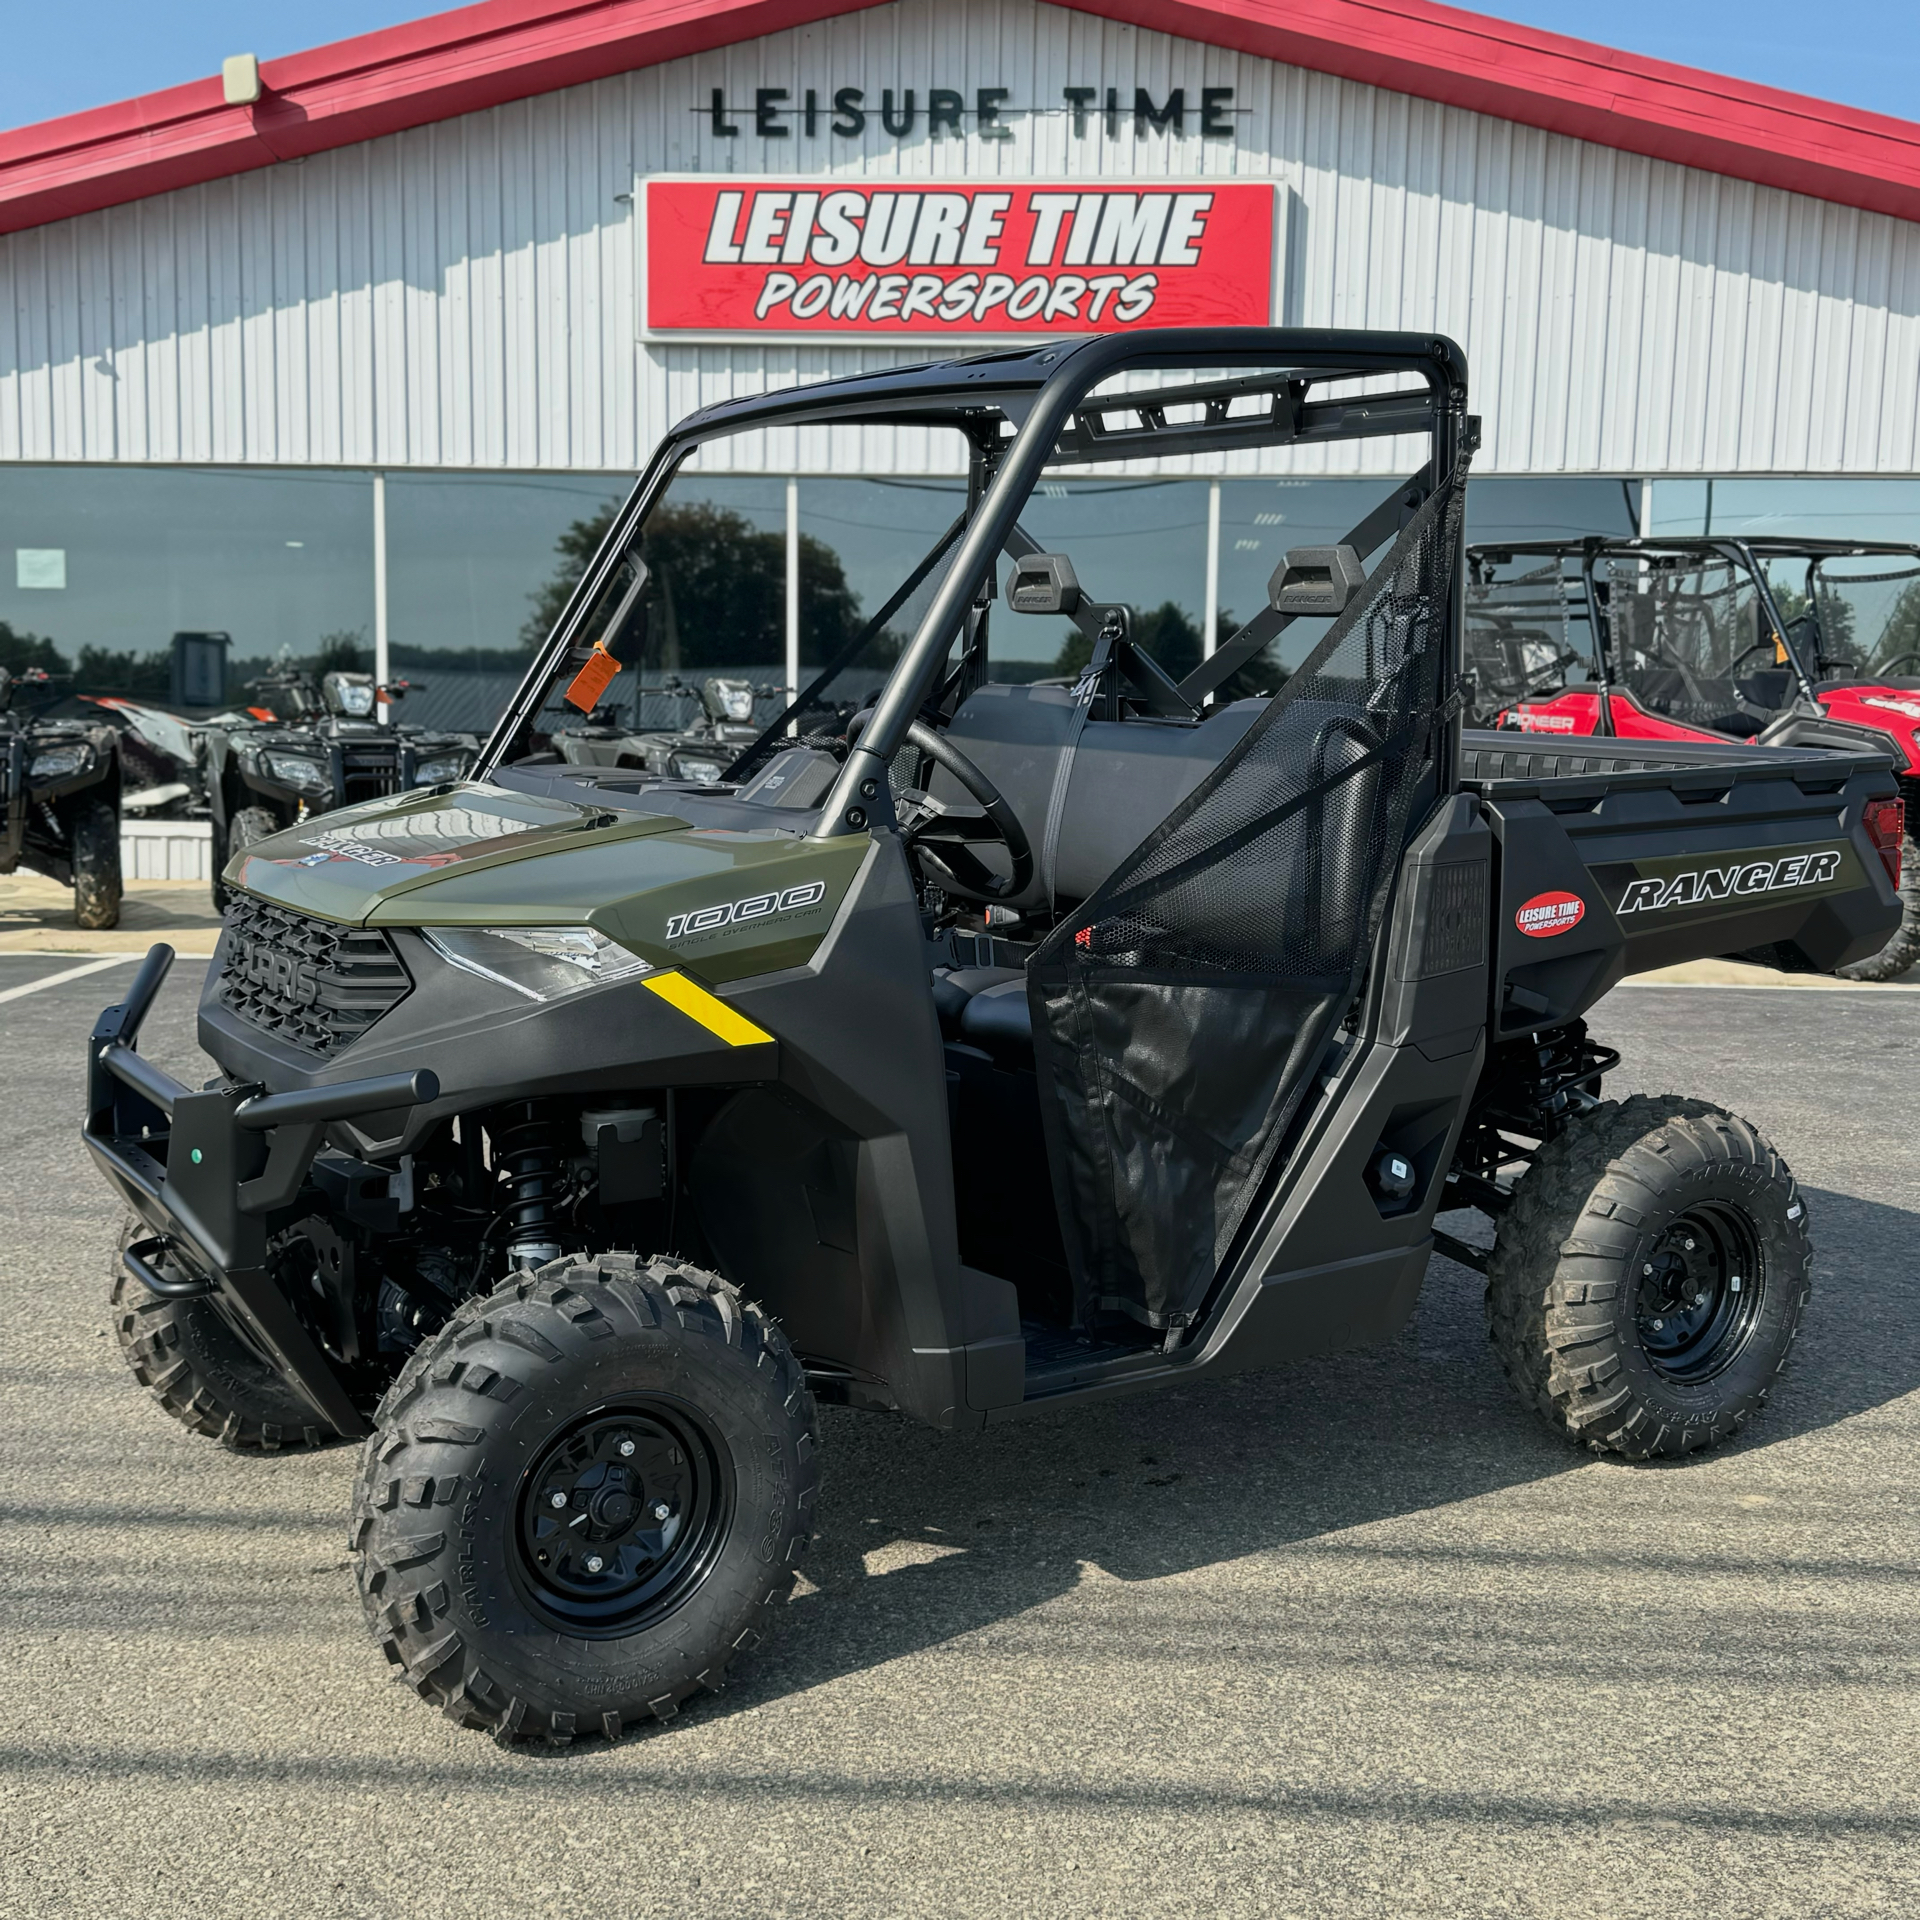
top-left (83, 944), bottom-right (439, 1439)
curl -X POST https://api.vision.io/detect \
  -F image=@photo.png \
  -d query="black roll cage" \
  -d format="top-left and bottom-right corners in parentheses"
top-left (478, 328), bottom-right (1471, 823)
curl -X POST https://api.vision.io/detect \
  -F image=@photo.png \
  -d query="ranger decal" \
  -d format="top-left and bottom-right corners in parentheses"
top-left (1616, 849), bottom-right (1842, 915)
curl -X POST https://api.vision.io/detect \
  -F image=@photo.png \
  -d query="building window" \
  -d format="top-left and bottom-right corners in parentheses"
top-left (0, 466), bottom-right (373, 695)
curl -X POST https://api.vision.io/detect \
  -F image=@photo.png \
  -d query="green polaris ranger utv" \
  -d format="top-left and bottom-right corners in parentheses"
top-left (85, 329), bottom-right (1903, 1744)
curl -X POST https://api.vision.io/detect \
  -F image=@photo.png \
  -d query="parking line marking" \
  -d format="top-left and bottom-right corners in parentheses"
top-left (0, 954), bottom-right (139, 1006)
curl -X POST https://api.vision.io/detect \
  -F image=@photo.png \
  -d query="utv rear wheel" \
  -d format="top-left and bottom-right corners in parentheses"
top-left (110, 1223), bottom-right (324, 1451)
top-left (70, 793), bottom-right (122, 930)
top-left (1486, 1096), bottom-right (1811, 1461)
top-left (1835, 832), bottom-right (1920, 982)
top-left (351, 1254), bottom-right (817, 1744)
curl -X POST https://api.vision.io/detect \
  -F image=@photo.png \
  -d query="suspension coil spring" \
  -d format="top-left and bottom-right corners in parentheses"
top-left (491, 1101), bottom-right (569, 1271)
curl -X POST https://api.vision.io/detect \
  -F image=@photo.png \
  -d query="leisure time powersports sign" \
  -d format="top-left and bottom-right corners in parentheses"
top-left (643, 178), bottom-right (1278, 340)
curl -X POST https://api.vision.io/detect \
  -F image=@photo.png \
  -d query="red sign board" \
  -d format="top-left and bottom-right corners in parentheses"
top-left (645, 178), bottom-right (1276, 338)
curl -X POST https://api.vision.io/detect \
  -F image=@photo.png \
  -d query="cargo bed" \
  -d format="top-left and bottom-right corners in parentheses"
top-left (1459, 728), bottom-right (1903, 1033)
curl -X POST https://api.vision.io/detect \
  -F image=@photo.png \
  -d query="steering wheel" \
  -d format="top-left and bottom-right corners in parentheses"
top-left (899, 719), bottom-right (1034, 903)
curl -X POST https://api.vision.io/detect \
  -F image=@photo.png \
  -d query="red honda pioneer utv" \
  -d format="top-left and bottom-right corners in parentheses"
top-left (86, 331), bottom-right (1901, 1744)
top-left (1465, 536), bottom-right (1919, 979)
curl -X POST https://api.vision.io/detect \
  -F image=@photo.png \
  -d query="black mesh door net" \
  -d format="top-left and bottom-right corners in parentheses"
top-left (1027, 463), bottom-right (1470, 1332)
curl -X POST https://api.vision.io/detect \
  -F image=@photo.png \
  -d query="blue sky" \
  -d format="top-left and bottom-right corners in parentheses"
top-left (1, 0), bottom-right (1916, 133)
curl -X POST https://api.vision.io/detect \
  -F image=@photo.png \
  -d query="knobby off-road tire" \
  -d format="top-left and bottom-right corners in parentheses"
top-left (212, 805), bottom-right (279, 913)
top-left (110, 1221), bottom-right (325, 1451)
top-left (1835, 833), bottom-right (1920, 982)
top-left (69, 793), bottom-right (122, 930)
top-left (351, 1253), bottom-right (817, 1745)
top-left (1486, 1096), bottom-right (1811, 1461)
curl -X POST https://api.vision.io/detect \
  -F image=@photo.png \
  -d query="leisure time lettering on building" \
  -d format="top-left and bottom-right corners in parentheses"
top-left (705, 87), bottom-right (1238, 142)
top-left (644, 181), bottom-right (1276, 337)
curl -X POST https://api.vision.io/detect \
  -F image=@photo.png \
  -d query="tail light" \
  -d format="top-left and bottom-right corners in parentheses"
top-left (1864, 795), bottom-right (1905, 887)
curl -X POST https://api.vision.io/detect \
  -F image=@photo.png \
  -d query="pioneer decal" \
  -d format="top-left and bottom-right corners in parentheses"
top-left (665, 881), bottom-right (828, 942)
top-left (1515, 890), bottom-right (1586, 937)
top-left (1615, 849), bottom-right (1843, 915)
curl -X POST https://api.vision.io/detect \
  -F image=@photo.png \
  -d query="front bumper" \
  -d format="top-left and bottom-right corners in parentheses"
top-left (84, 944), bottom-right (439, 1438)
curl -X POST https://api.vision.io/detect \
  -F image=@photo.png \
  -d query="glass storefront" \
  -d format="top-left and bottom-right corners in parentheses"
top-left (0, 466), bottom-right (374, 694)
top-left (1648, 477), bottom-right (1920, 542)
top-left (3, 462), bottom-right (1912, 729)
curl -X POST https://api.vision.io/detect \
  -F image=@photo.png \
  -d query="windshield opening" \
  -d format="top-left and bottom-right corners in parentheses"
top-left (1463, 553), bottom-right (1597, 720)
top-left (1601, 555), bottom-right (1782, 731)
top-left (485, 346), bottom-right (1449, 792)
top-left (498, 425), bottom-right (980, 779)
top-left (1799, 556), bottom-right (1920, 676)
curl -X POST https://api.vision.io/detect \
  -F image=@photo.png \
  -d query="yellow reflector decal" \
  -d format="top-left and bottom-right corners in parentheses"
top-left (642, 971), bottom-right (774, 1048)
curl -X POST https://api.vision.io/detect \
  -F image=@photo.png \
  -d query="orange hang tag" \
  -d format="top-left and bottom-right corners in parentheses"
top-left (565, 644), bottom-right (622, 712)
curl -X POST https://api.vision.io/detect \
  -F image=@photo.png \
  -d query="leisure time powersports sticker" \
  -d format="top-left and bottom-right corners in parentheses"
top-left (1515, 890), bottom-right (1586, 937)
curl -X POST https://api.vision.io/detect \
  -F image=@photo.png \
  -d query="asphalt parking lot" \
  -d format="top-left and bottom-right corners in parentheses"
top-left (3, 951), bottom-right (1917, 1918)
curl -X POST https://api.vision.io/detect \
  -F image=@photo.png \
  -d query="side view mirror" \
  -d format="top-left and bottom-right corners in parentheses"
top-left (1006, 553), bottom-right (1082, 616)
top-left (1269, 544), bottom-right (1366, 615)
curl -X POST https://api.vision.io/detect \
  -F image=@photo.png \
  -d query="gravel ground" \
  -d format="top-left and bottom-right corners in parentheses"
top-left (2, 953), bottom-right (1916, 1918)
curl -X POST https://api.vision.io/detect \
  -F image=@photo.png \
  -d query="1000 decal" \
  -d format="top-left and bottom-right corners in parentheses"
top-left (665, 880), bottom-right (828, 942)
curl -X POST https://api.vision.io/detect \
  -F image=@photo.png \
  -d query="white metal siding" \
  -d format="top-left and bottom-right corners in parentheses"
top-left (4, 0), bottom-right (1919, 476)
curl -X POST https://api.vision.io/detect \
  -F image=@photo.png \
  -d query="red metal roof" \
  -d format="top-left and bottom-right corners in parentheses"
top-left (2, 0), bottom-right (1918, 238)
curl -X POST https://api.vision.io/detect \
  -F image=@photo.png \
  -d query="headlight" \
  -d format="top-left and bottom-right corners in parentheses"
top-left (669, 752), bottom-right (727, 784)
top-left (265, 752), bottom-right (332, 793)
top-left (422, 925), bottom-right (650, 1001)
top-left (29, 744), bottom-right (89, 781)
top-left (324, 672), bottom-right (377, 718)
top-left (704, 677), bottom-right (757, 723)
top-left (411, 756), bottom-right (466, 786)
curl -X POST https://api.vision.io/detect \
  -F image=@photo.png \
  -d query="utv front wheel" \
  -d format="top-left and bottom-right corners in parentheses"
top-left (70, 793), bottom-right (122, 930)
top-left (352, 1254), bottom-right (817, 1743)
top-left (111, 1225), bottom-right (325, 1451)
top-left (1486, 1096), bottom-right (1811, 1460)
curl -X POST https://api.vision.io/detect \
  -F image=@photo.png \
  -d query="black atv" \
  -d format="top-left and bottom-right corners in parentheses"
top-left (201, 667), bottom-right (479, 909)
top-left (1, 666), bottom-right (122, 928)
top-left (552, 674), bottom-right (783, 785)
top-left (83, 329), bottom-right (1902, 1745)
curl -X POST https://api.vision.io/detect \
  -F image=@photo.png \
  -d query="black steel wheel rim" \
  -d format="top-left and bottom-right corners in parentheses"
top-left (1634, 1201), bottom-right (1765, 1383)
top-left (515, 1397), bottom-right (734, 1636)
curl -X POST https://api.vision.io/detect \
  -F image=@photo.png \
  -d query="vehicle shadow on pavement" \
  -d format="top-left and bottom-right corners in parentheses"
top-left (650, 1180), bottom-right (1920, 1737)
top-left (1739, 1184), bottom-right (1920, 1448)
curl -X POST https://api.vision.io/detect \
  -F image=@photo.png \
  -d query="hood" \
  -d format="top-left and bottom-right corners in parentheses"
top-left (227, 779), bottom-right (869, 982)
top-left (1817, 685), bottom-right (1920, 774)
top-left (231, 782), bottom-right (688, 922)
